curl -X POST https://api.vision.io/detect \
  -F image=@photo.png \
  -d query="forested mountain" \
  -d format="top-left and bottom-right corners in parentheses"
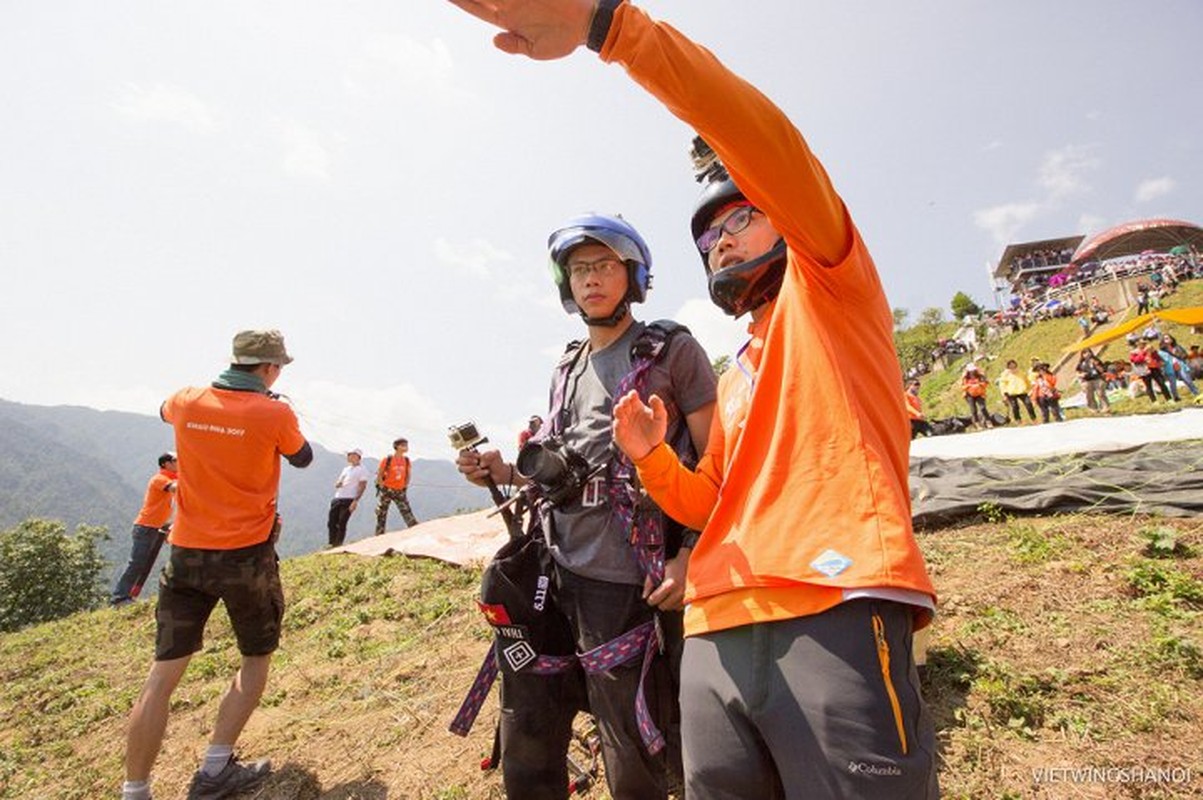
top-left (0, 398), bottom-right (490, 578)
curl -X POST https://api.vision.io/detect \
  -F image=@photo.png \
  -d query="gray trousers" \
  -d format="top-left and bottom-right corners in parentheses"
top-left (680, 600), bottom-right (938, 800)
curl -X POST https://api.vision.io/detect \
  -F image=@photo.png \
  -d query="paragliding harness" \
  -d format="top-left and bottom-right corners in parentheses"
top-left (449, 321), bottom-right (692, 784)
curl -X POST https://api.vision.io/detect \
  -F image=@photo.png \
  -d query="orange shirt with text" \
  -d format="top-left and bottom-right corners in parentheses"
top-left (162, 387), bottom-right (306, 549)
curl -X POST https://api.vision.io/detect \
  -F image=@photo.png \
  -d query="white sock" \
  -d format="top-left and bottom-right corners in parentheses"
top-left (201, 744), bottom-right (234, 776)
top-left (121, 779), bottom-right (151, 800)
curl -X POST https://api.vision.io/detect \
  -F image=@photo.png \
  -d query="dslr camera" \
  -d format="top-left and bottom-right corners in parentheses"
top-left (516, 436), bottom-right (593, 508)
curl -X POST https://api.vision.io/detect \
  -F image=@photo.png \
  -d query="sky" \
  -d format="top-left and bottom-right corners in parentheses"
top-left (2, 1), bottom-right (1200, 460)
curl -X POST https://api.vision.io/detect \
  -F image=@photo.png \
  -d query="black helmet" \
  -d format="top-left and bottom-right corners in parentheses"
top-left (688, 136), bottom-right (785, 318)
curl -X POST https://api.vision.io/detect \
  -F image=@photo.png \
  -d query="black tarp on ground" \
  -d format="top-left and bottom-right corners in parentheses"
top-left (910, 439), bottom-right (1203, 528)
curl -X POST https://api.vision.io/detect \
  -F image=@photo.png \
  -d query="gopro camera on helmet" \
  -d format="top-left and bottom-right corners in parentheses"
top-left (516, 436), bottom-right (593, 508)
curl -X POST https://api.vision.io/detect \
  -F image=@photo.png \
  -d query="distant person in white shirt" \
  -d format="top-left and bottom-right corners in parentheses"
top-left (327, 449), bottom-right (369, 547)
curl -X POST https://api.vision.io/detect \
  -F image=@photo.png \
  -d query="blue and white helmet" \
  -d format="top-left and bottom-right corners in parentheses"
top-left (547, 213), bottom-right (652, 324)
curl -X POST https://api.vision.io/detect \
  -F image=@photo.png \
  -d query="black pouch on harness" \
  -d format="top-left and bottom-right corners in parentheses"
top-left (479, 528), bottom-right (578, 675)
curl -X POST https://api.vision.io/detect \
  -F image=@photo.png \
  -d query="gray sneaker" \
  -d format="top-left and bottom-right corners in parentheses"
top-left (186, 755), bottom-right (271, 800)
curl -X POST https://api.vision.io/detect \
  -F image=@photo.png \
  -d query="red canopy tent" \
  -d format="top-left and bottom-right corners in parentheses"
top-left (1071, 218), bottom-right (1203, 265)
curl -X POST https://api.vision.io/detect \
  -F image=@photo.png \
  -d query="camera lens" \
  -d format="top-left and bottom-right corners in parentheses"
top-left (516, 441), bottom-right (570, 486)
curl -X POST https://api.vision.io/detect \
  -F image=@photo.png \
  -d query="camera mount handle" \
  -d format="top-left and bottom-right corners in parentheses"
top-left (448, 423), bottom-right (524, 539)
top-left (466, 441), bottom-right (524, 540)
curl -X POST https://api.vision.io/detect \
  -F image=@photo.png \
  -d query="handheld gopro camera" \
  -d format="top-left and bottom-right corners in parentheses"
top-left (448, 422), bottom-right (488, 452)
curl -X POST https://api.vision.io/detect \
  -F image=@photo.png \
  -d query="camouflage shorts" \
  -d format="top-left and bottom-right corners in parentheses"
top-left (155, 539), bottom-right (284, 660)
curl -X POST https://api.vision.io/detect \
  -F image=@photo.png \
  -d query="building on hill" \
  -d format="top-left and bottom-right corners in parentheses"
top-left (992, 220), bottom-right (1202, 314)
top-left (991, 235), bottom-right (1085, 303)
top-left (1071, 218), bottom-right (1203, 268)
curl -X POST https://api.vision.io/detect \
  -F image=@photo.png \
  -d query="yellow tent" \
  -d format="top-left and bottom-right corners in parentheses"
top-left (1065, 307), bottom-right (1203, 353)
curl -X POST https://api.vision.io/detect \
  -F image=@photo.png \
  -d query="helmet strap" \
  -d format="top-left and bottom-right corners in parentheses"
top-left (581, 301), bottom-right (630, 328)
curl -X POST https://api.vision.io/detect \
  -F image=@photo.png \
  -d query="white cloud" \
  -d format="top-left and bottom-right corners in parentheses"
top-left (344, 34), bottom-right (470, 104)
top-left (1038, 144), bottom-right (1099, 200)
top-left (112, 82), bottom-right (223, 134)
top-left (289, 379), bottom-right (449, 458)
top-left (1135, 176), bottom-right (1175, 203)
top-left (973, 202), bottom-right (1042, 245)
top-left (434, 236), bottom-right (514, 278)
top-left (973, 144), bottom-right (1101, 244)
top-left (673, 297), bottom-right (748, 363)
top-left (1077, 213), bottom-right (1107, 235)
top-left (275, 119), bottom-right (333, 180)
top-left (982, 140), bottom-right (1003, 152)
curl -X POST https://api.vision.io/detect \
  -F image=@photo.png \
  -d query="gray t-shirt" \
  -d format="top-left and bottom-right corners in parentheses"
top-left (546, 321), bottom-right (716, 585)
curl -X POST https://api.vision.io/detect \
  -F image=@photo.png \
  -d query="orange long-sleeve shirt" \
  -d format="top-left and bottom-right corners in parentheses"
top-left (605, 6), bottom-right (935, 636)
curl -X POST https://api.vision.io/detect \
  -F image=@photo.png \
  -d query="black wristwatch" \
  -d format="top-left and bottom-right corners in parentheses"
top-left (587, 0), bottom-right (624, 53)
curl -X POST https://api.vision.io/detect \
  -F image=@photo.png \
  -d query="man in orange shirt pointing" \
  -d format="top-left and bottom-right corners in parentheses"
top-left (446, 2), bottom-right (938, 797)
top-left (122, 329), bottom-right (312, 800)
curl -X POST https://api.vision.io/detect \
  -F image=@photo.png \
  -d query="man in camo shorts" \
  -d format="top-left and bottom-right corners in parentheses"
top-left (122, 329), bottom-right (313, 800)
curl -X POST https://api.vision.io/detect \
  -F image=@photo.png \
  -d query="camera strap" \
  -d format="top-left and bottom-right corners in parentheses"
top-left (546, 339), bottom-right (591, 440)
top-left (607, 320), bottom-right (688, 587)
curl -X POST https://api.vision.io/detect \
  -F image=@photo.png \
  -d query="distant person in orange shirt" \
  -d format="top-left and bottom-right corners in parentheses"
top-left (905, 380), bottom-right (933, 439)
top-left (961, 363), bottom-right (992, 428)
top-left (1031, 363), bottom-right (1065, 422)
top-left (122, 329), bottom-right (311, 800)
top-left (445, 3), bottom-right (931, 797)
top-left (110, 451), bottom-right (178, 606)
top-left (374, 437), bottom-right (419, 534)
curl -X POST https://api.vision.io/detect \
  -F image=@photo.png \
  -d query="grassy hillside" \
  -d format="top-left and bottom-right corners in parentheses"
top-left (922, 278), bottom-right (1203, 419)
top-left (1, 514), bottom-right (1200, 799)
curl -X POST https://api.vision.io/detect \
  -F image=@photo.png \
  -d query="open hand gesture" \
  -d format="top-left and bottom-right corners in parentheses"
top-left (445, 0), bottom-right (594, 60)
top-left (613, 389), bottom-right (667, 462)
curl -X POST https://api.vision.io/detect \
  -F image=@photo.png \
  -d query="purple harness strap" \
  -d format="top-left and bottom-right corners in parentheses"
top-left (608, 336), bottom-right (667, 588)
top-left (450, 648), bottom-right (578, 737)
top-left (578, 619), bottom-right (665, 754)
top-left (451, 324), bottom-right (679, 753)
top-left (449, 621), bottom-right (666, 755)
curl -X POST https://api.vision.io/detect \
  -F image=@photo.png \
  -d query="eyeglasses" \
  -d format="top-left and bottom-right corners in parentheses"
top-left (697, 204), bottom-right (758, 253)
top-left (566, 256), bottom-right (624, 281)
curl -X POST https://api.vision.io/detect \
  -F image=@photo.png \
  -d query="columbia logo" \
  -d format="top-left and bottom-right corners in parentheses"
top-left (810, 549), bottom-right (853, 578)
top-left (847, 761), bottom-right (902, 777)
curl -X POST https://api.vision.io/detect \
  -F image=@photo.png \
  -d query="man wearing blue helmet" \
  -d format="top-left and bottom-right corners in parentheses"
top-left (458, 212), bottom-right (716, 798)
top-left (447, 2), bottom-right (939, 798)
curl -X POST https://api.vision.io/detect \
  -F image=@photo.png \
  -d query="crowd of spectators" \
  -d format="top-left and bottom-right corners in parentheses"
top-left (904, 249), bottom-right (1199, 437)
top-left (1008, 246), bottom-right (1075, 273)
top-left (908, 328), bottom-right (1202, 439)
top-left (1010, 253), bottom-right (1196, 305)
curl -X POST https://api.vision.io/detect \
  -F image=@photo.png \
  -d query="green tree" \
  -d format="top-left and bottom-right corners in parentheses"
top-left (894, 307), bottom-right (947, 375)
top-left (0, 518), bottom-right (109, 632)
top-left (892, 307), bottom-right (910, 331)
top-left (917, 306), bottom-right (946, 329)
top-left (712, 354), bottom-right (731, 376)
top-left (950, 291), bottom-right (982, 320)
